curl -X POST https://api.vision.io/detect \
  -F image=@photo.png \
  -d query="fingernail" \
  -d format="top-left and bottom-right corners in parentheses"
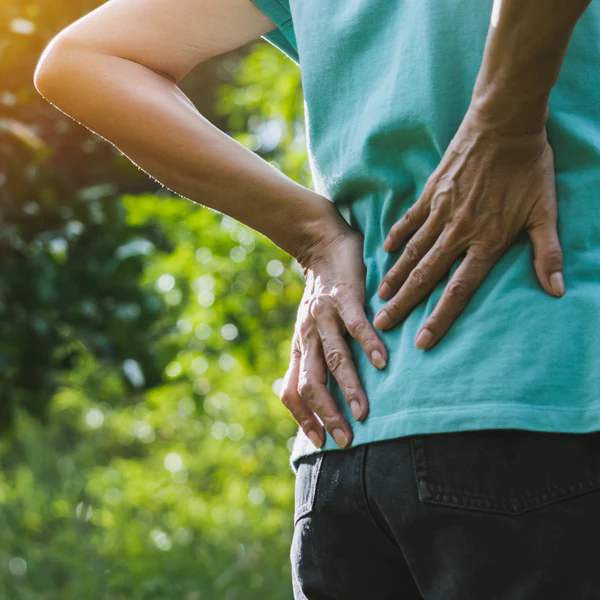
top-left (374, 310), bottom-right (391, 330)
top-left (549, 272), bottom-right (565, 297)
top-left (350, 401), bottom-right (362, 420)
top-left (378, 282), bottom-right (392, 300)
top-left (415, 328), bottom-right (433, 350)
top-left (307, 430), bottom-right (323, 449)
top-left (383, 237), bottom-right (391, 252)
top-left (371, 349), bottom-right (387, 369)
top-left (332, 428), bottom-right (349, 448)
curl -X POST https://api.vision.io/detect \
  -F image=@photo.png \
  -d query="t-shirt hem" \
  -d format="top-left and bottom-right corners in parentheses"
top-left (249, 0), bottom-right (299, 64)
top-left (288, 403), bottom-right (600, 473)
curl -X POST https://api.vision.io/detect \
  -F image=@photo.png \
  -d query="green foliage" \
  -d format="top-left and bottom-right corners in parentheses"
top-left (1, 0), bottom-right (164, 431)
top-left (0, 196), bottom-right (305, 599)
top-left (1, 0), bottom-right (308, 595)
top-left (214, 42), bottom-right (311, 187)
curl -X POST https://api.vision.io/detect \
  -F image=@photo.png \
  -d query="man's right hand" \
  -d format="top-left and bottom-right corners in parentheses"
top-left (279, 230), bottom-right (388, 450)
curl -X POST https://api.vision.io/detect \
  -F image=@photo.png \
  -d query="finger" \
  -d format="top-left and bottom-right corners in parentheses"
top-left (336, 293), bottom-right (388, 370)
top-left (526, 203), bottom-right (565, 298)
top-left (374, 235), bottom-right (460, 331)
top-left (378, 211), bottom-right (444, 301)
top-left (298, 332), bottom-right (353, 449)
top-left (316, 311), bottom-right (370, 422)
top-left (413, 243), bottom-right (502, 350)
top-left (383, 200), bottom-right (430, 253)
top-left (280, 335), bottom-right (325, 449)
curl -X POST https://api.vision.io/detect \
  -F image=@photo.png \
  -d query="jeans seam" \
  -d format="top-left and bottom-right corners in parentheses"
top-left (359, 444), bottom-right (403, 551)
top-left (291, 555), bottom-right (308, 600)
top-left (354, 445), bottom-right (366, 512)
top-left (411, 435), bottom-right (427, 500)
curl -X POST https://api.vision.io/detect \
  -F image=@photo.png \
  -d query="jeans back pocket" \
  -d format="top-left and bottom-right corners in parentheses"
top-left (294, 451), bottom-right (326, 526)
top-left (411, 429), bottom-right (600, 516)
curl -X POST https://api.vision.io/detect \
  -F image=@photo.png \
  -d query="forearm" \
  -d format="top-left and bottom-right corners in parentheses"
top-left (469, 0), bottom-right (593, 134)
top-left (34, 41), bottom-right (347, 266)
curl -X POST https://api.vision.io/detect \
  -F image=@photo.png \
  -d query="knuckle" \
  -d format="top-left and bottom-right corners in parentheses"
top-left (438, 237), bottom-right (456, 256)
top-left (403, 208), bottom-right (418, 229)
top-left (446, 279), bottom-right (471, 302)
top-left (410, 267), bottom-right (431, 290)
top-left (321, 413), bottom-right (343, 429)
top-left (493, 231), bottom-right (511, 251)
top-left (478, 226), bottom-right (511, 253)
top-left (429, 191), bottom-right (449, 216)
top-left (423, 314), bottom-right (441, 333)
top-left (438, 232), bottom-right (459, 255)
top-left (291, 337), bottom-right (302, 357)
top-left (431, 180), bottom-right (454, 203)
top-left (403, 240), bottom-right (421, 264)
top-left (308, 296), bottom-right (326, 320)
top-left (346, 316), bottom-right (367, 338)
top-left (294, 418), bottom-right (315, 433)
top-left (318, 405), bottom-right (344, 424)
top-left (297, 380), bottom-right (316, 399)
top-left (545, 245), bottom-right (564, 266)
top-left (298, 317), bottom-right (315, 340)
top-left (472, 238), bottom-right (494, 256)
top-left (343, 384), bottom-right (360, 404)
top-left (468, 243), bottom-right (490, 262)
top-left (280, 391), bottom-right (296, 410)
top-left (323, 347), bottom-right (347, 373)
top-left (379, 300), bottom-right (398, 322)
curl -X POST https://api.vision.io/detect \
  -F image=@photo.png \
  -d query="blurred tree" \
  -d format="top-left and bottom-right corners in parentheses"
top-left (214, 40), bottom-right (309, 186)
top-left (0, 0), bottom-right (233, 430)
top-left (0, 194), bottom-right (308, 599)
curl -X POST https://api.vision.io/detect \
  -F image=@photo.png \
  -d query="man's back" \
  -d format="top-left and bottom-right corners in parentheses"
top-left (250, 0), bottom-right (600, 470)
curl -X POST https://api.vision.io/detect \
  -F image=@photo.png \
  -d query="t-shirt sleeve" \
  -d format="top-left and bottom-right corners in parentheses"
top-left (248, 0), bottom-right (299, 65)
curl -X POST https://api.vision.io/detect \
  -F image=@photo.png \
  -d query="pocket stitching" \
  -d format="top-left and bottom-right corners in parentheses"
top-left (423, 477), bottom-right (600, 504)
top-left (422, 478), bottom-right (600, 515)
top-left (294, 452), bottom-right (325, 526)
top-left (411, 433), bottom-right (600, 515)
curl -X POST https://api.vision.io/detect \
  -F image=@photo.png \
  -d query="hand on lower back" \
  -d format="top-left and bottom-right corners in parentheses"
top-left (375, 107), bottom-right (565, 351)
top-left (280, 230), bottom-right (388, 450)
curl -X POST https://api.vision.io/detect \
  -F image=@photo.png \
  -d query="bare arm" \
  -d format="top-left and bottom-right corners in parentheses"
top-left (33, 0), bottom-right (350, 267)
top-left (33, 0), bottom-right (390, 450)
top-left (470, 0), bottom-right (593, 134)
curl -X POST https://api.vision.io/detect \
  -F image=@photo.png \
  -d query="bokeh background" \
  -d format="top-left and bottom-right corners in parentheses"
top-left (0, 1), bottom-right (311, 598)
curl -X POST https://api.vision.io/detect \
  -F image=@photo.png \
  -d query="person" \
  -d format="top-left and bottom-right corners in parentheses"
top-left (33, 0), bottom-right (600, 597)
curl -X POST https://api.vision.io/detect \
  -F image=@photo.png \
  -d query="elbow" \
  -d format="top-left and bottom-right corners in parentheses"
top-left (33, 35), bottom-right (79, 104)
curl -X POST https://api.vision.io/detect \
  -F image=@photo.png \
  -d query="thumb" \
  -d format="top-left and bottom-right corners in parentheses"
top-left (527, 210), bottom-right (565, 298)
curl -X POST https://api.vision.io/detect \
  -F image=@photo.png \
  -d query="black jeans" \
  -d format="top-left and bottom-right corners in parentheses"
top-left (290, 429), bottom-right (600, 600)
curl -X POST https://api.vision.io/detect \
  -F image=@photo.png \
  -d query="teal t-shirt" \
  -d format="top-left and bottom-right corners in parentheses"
top-left (250, 0), bottom-right (600, 473)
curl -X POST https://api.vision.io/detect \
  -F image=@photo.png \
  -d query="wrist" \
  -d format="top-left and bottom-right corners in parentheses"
top-left (452, 104), bottom-right (550, 170)
top-left (284, 194), bottom-right (354, 269)
top-left (468, 84), bottom-right (550, 137)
